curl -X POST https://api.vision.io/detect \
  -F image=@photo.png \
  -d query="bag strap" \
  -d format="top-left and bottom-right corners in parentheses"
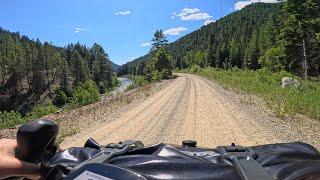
top-left (218, 144), bottom-right (274, 180)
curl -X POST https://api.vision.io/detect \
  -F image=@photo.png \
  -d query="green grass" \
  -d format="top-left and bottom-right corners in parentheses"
top-left (180, 67), bottom-right (320, 120)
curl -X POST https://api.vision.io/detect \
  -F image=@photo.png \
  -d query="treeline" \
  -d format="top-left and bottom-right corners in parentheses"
top-left (118, 1), bottom-right (320, 80)
top-left (0, 28), bottom-right (117, 113)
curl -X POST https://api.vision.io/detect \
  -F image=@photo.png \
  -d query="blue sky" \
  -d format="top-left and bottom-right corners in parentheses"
top-left (0, 0), bottom-right (279, 65)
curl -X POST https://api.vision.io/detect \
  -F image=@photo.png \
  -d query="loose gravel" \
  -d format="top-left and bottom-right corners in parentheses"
top-left (61, 74), bottom-right (320, 149)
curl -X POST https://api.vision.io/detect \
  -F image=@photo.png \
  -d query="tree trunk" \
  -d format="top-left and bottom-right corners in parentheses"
top-left (302, 37), bottom-right (309, 79)
top-left (300, 22), bottom-right (309, 80)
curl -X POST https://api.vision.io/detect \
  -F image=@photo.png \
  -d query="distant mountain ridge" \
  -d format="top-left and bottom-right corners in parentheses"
top-left (110, 61), bottom-right (120, 71)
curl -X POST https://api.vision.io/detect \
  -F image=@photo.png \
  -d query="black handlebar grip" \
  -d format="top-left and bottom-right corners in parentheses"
top-left (15, 120), bottom-right (58, 163)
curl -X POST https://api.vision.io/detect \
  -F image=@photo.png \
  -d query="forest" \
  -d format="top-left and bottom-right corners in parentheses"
top-left (0, 29), bottom-right (117, 117)
top-left (118, 1), bottom-right (320, 80)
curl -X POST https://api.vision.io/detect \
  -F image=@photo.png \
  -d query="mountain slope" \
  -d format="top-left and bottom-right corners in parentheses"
top-left (118, 3), bottom-right (282, 75)
top-left (110, 61), bottom-right (120, 71)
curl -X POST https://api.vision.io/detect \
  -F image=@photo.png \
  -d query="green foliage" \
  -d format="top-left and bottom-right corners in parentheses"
top-left (97, 81), bottom-right (108, 94)
top-left (0, 111), bottom-right (25, 129)
top-left (185, 50), bottom-right (208, 68)
top-left (70, 80), bottom-right (100, 107)
top-left (0, 29), bottom-right (117, 114)
top-left (189, 65), bottom-right (202, 74)
top-left (281, 0), bottom-right (320, 78)
top-left (151, 30), bottom-right (168, 51)
top-left (125, 84), bottom-right (135, 92)
top-left (133, 76), bottom-right (148, 86)
top-left (112, 76), bottom-right (120, 87)
top-left (161, 69), bottom-right (171, 79)
top-left (26, 103), bottom-right (58, 120)
top-left (151, 70), bottom-right (162, 82)
top-left (152, 47), bottom-right (173, 73)
top-left (53, 89), bottom-right (68, 107)
top-left (190, 67), bottom-right (320, 120)
top-left (119, 3), bottom-right (282, 76)
top-left (259, 46), bottom-right (285, 72)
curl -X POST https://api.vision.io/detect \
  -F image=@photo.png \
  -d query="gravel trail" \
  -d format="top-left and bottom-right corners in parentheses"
top-left (61, 74), bottom-right (319, 148)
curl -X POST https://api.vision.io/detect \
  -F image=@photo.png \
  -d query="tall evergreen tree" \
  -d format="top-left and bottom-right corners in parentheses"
top-left (151, 30), bottom-right (168, 52)
top-left (282, 0), bottom-right (320, 79)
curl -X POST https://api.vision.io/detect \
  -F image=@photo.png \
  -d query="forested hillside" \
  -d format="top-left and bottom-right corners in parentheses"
top-left (118, 2), bottom-right (320, 79)
top-left (0, 28), bottom-right (117, 114)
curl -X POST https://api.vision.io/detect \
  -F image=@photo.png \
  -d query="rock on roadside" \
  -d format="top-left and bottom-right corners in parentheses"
top-left (281, 77), bottom-right (300, 88)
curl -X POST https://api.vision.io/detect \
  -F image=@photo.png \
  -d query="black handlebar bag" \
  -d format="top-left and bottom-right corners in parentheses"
top-left (44, 141), bottom-right (320, 180)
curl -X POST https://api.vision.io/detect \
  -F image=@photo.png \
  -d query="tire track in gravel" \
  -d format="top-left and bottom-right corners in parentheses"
top-left (151, 75), bottom-right (191, 144)
top-left (134, 76), bottom-right (188, 144)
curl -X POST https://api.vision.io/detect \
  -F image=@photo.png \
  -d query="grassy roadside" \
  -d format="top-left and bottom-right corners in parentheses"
top-left (178, 67), bottom-right (320, 120)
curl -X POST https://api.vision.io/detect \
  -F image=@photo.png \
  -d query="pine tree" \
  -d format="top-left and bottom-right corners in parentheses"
top-left (282, 0), bottom-right (320, 79)
top-left (151, 30), bottom-right (168, 52)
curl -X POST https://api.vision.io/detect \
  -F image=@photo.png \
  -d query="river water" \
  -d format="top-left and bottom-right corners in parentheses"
top-left (117, 78), bottom-right (134, 93)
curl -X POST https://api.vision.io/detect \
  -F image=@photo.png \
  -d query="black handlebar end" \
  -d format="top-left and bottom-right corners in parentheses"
top-left (15, 119), bottom-right (58, 163)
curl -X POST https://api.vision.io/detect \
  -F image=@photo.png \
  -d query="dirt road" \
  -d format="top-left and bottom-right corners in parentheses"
top-left (61, 73), bottom-right (319, 148)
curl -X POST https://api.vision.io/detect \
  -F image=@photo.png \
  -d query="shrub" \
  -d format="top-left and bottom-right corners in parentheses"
top-left (152, 70), bottom-right (162, 82)
top-left (133, 76), bottom-right (148, 86)
top-left (0, 111), bottom-right (25, 129)
top-left (98, 81), bottom-right (108, 94)
top-left (162, 69), bottom-right (171, 79)
top-left (125, 84), bottom-right (135, 91)
top-left (27, 103), bottom-right (58, 120)
top-left (112, 76), bottom-right (120, 87)
top-left (70, 80), bottom-right (100, 107)
top-left (189, 65), bottom-right (201, 74)
top-left (53, 89), bottom-right (68, 107)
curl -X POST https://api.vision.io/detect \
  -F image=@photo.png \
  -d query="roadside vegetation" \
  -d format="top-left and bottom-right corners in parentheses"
top-left (180, 67), bottom-right (320, 120)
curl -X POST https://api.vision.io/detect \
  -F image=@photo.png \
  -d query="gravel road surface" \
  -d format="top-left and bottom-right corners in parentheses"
top-left (61, 74), bottom-right (319, 148)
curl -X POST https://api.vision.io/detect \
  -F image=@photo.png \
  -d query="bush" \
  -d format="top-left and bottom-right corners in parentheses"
top-left (70, 80), bottom-right (100, 107)
top-left (53, 89), bottom-right (68, 107)
top-left (152, 71), bottom-right (162, 82)
top-left (27, 103), bottom-right (58, 120)
top-left (0, 111), bottom-right (25, 129)
top-left (112, 76), bottom-right (120, 87)
top-left (133, 76), bottom-right (148, 87)
top-left (125, 84), bottom-right (135, 91)
top-left (98, 81), bottom-right (108, 94)
top-left (189, 65), bottom-right (201, 74)
top-left (162, 69), bottom-right (171, 79)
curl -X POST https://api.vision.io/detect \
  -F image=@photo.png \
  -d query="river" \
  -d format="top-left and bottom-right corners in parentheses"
top-left (117, 78), bottom-right (134, 93)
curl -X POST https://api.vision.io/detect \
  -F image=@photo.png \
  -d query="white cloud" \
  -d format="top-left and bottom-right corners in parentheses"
top-left (172, 7), bottom-right (215, 25)
top-left (115, 10), bottom-right (131, 16)
top-left (74, 27), bottom-right (85, 33)
top-left (164, 27), bottom-right (187, 36)
top-left (172, 7), bottom-right (213, 21)
top-left (178, 8), bottom-right (201, 17)
top-left (140, 42), bottom-right (151, 47)
top-left (181, 12), bottom-right (212, 21)
top-left (204, 19), bottom-right (216, 25)
top-left (235, 0), bottom-right (282, 10)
